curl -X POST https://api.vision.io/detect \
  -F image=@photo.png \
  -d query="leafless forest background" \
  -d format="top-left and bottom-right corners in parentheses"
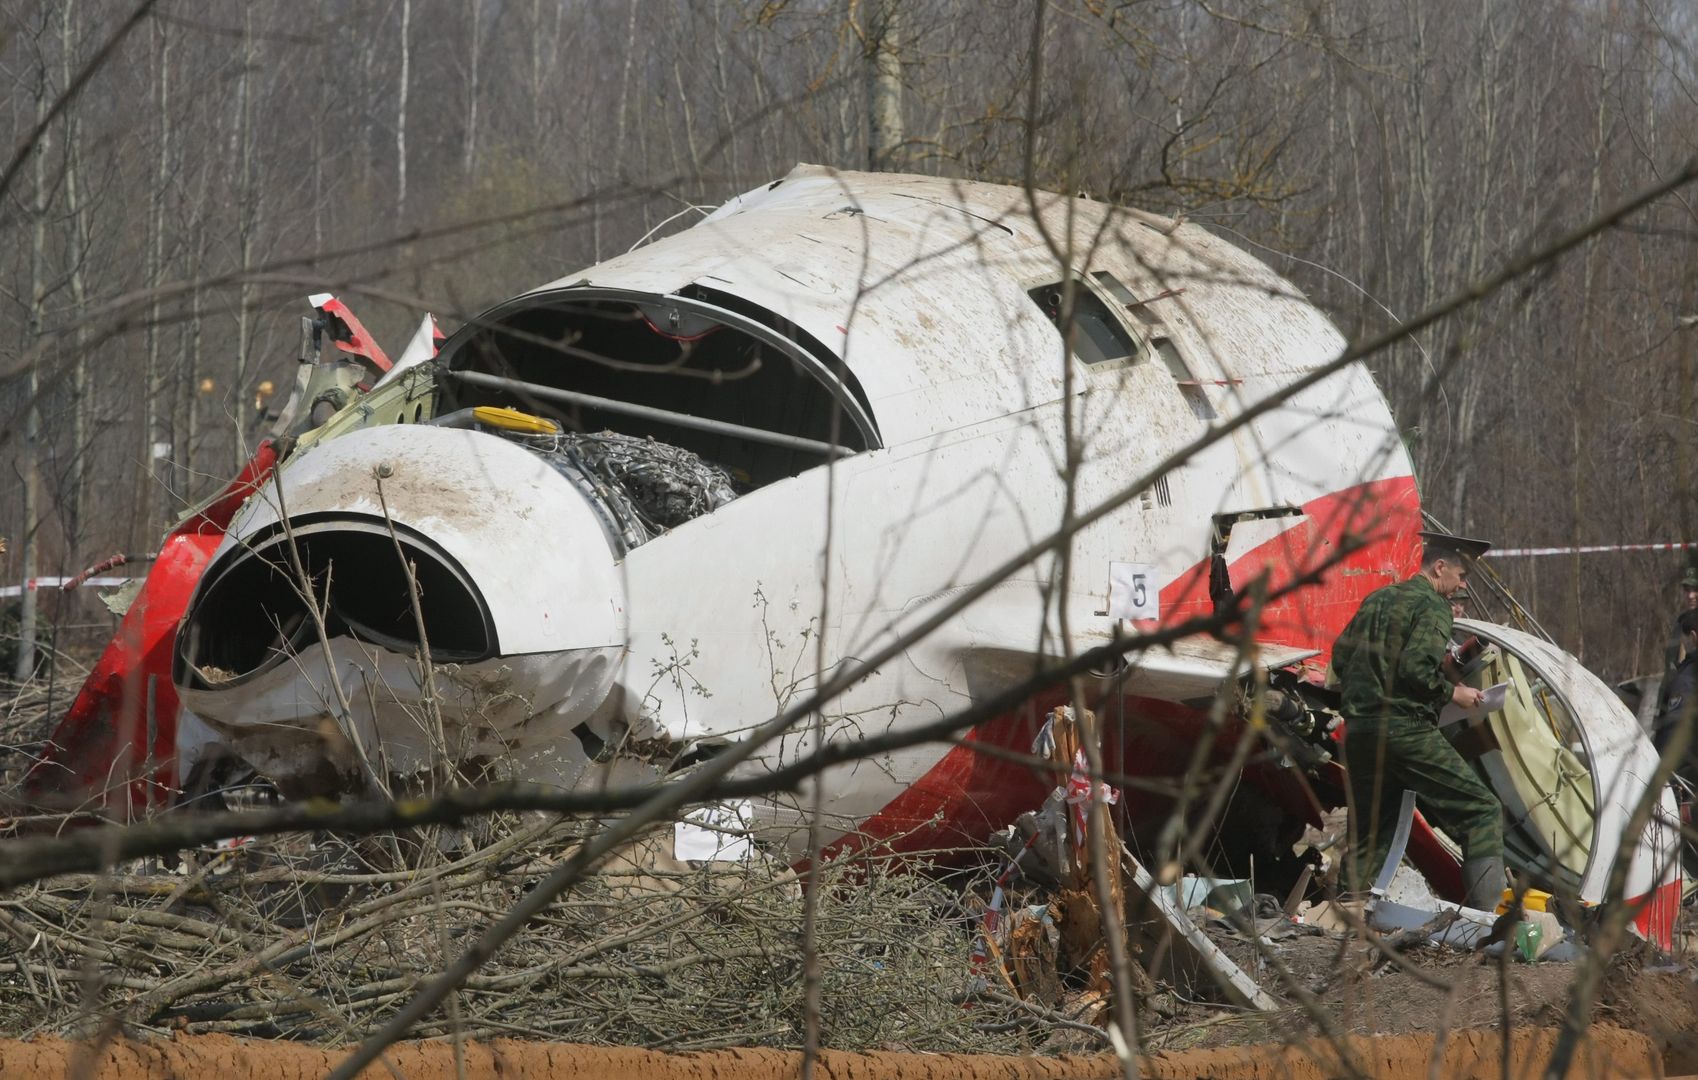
top-left (3, 0), bottom-right (1697, 680)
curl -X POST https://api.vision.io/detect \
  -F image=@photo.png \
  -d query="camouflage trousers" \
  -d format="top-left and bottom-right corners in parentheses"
top-left (1342, 717), bottom-right (1504, 891)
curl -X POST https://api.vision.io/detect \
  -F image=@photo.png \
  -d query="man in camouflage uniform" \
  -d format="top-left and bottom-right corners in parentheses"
top-left (1665, 568), bottom-right (1698, 671)
top-left (1654, 609), bottom-right (1698, 760)
top-left (1448, 585), bottom-right (1471, 621)
top-left (1333, 531), bottom-right (1504, 910)
top-left (1441, 585), bottom-right (1476, 684)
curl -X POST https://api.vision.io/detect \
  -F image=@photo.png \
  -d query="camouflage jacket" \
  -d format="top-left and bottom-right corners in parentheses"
top-left (1667, 613), bottom-right (1692, 671)
top-left (1655, 655), bottom-right (1695, 738)
top-left (1332, 575), bottom-right (1454, 727)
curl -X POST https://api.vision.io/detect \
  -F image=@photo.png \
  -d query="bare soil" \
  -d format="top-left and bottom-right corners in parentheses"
top-left (0, 1027), bottom-right (1664, 1080)
top-left (1142, 925), bottom-right (1589, 1054)
top-left (1598, 955), bottom-right (1698, 1073)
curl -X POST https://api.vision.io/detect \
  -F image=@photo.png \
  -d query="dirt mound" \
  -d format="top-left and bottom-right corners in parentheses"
top-left (1599, 954), bottom-right (1698, 1073)
top-left (0, 1027), bottom-right (1662, 1080)
top-left (1143, 1027), bottom-right (1657, 1078)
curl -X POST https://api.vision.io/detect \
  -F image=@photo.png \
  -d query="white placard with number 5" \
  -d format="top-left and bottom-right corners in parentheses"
top-left (1108, 561), bottom-right (1160, 621)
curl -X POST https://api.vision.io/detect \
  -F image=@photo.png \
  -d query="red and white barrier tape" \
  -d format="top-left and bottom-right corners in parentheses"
top-left (1490, 541), bottom-right (1698, 558)
top-left (0, 576), bottom-right (130, 598)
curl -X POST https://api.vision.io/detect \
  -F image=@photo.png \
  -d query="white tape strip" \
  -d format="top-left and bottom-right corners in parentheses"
top-left (1490, 541), bottom-right (1698, 557)
top-left (0, 576), bottom-right (131, 598)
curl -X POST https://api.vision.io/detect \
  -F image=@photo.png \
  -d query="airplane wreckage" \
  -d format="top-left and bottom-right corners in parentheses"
top-left (24, 164), bottom-right (1683, 948)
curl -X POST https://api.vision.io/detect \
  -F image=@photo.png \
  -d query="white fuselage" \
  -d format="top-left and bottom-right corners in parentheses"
top-left (183, 166), bottom-right (1419, 852)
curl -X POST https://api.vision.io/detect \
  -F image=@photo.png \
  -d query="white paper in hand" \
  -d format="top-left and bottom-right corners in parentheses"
top-left (1479, 681), bottom-right (1511, 713)
top-left (1439, 680), bottom-right (1512, 728)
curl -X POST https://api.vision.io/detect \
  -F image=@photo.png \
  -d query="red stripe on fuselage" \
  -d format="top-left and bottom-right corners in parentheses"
top-left (1630, 876), bottom-right (1681, 950)
top-left (825, 474), bottom-right (1422, 859)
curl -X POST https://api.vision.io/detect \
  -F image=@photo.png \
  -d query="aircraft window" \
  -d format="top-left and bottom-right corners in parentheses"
top-left (439, 289), bottom-right (877, 492)
top-left (1027, 278), bottom-right (1141, 367)
top-left (1153, 337), bottom-right (1217, 420)
top-left (1091, 270), bottom-right (1137, 306)
top-left (1153, 337), bottom-right (1190, 381)
top-left (1095, 271), bottom-right (1172, 328)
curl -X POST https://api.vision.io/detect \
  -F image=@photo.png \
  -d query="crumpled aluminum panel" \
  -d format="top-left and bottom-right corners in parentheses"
top-left (535, 431), bottom-right (738, 535)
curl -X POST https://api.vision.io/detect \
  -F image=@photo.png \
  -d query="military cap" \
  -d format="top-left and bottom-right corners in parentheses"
top-left (1418, 530), bottom-right (1492, 562)
top-left (1451, 586), bottom-right (1472, 603)
top-left (1680, 568), bottom-right (1698, 589)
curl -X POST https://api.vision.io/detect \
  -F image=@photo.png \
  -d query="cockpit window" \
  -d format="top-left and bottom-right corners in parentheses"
top-left (437, 288), bottom-right (878, 491)
top-left (1027, 276), bottom-right (1141, 367)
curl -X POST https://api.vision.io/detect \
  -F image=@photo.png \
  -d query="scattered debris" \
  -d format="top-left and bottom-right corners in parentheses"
top-left (1294, 898), bottom-right (1361, 935)
top-left (1358, 791), bottom-right (1577, 962)
top-left (977, 706), bottom-right (1141, 1028)
top-left (547, 431), bottom-right (739, 533)
top-left (0, 818), bottom-right (1038, 1053)
top-left (1162, 876), bottom-right (1251, 917)
top-left (673, 800), bottom-right (755, 862)
top-left (1369, 896), bottom-right (1565, 961)
top-left (1119, 847), bottom-right (1280, 1012)
top-left (980, 707), bottom-right (1276, 1020)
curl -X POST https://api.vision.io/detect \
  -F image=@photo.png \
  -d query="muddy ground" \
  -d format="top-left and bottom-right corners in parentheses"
top-left (1141, 922), bottom-right (1698, 1074)
top-left (0, 1026), bottom-right (1672, 1080)
top-left (971, 834), bottom-right (1698, 1071)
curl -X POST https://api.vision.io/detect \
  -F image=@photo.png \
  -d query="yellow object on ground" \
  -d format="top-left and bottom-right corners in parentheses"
top-left (1498, 887), bottom-right (1553, 914)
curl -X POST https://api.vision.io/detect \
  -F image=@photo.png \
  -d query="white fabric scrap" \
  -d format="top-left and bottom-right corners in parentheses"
top-left (674, 801), bottom-right (754, 862)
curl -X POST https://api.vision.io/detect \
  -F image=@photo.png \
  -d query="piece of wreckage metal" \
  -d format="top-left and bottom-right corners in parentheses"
top-left (981, 707), bottom-right (1278, 1013)
top-left (25, 164), bottom-right (1682, 951)
top-left (1443, 620), bottom-right (1682, 948)
top-left (20, 297), bottom-right (433, 816)
top-left (1362, 793), bottom-right (1569, 962)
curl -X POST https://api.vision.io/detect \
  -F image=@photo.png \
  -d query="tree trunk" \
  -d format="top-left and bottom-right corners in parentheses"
top-left (866, 0), bottom-right (903, 171)
top-left (614, 0), bottom-right (640, 171)
top-left (137, 16), bottom-right (171, 546)
top-left (233, 6), bottom-right (255, 467)
top-left (397, 0), bottom-right (410, 222)
top-left (463, 0), bottom-right (480, 175)
top-left (16, 52), bottom-right (50, 681)
top-left (60, 0), bottom-right (91, 554)
top-left (1446, 0), bottom-right (1502, 532)
top-left (185, 258), bottom-right (204, 504)
top-left (1569, 20), bottom-right (1610, 659)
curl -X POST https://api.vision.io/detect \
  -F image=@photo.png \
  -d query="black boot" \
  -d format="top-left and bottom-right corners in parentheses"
top-left (1461, 855), bottom-right (1505, 912)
